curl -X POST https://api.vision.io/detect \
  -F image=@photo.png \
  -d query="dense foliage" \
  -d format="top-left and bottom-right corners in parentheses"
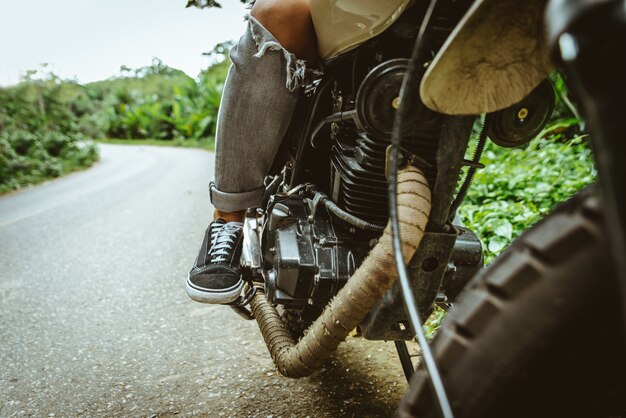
top-left (459, 135), bottom-right (594, 264)
top-left (0, 47), bottom-right (231, 193)
top-left (0, 69), bottom-right (98, 193)
top-left (83, 56), bottom-right (230, 141)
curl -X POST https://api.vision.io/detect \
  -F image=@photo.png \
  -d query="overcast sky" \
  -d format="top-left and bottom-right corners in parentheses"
top-left (0, 0), bottom-right (248, 86)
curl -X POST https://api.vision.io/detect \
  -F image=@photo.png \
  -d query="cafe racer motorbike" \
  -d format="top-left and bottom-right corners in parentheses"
top-left (214, 0), bottom-right (625, 416)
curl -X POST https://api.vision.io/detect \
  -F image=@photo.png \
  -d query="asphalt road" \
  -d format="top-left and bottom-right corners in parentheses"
top-left (0, 144), bottom-right (411, 417)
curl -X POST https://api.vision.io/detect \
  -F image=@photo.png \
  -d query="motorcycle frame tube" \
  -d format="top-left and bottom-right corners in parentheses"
top-left (310, 0), bottom-right (413, 60)
top-left (287, 78), bottom-right (334, 188)
top-left (547, 0), bottom-right (626, 331)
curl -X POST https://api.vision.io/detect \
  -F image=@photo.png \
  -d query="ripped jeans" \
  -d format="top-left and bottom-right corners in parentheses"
top-left (209, 15), bottom-right (308, 213)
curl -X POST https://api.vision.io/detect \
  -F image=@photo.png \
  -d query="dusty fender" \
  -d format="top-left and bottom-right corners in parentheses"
top-left (420, 0), bottom-right (553, 115)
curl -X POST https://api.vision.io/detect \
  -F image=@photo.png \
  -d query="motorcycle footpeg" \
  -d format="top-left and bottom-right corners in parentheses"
top-left (227, 282), bottom-right (258, 320)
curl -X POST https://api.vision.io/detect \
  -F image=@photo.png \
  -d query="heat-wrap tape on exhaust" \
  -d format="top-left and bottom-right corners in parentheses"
top-left (250, 166), bottom-right (431, 378)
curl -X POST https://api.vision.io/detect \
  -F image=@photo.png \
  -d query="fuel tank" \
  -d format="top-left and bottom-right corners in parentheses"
top-left (311, 0), bottom-right (412, 60)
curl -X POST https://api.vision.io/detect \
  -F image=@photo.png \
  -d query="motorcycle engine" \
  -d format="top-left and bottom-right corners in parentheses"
top-left (260, 57), bottom-right (480, 318)
top-left (330, 59), bottom-right (442, 226)
top-left (261, 193), bottom-right (370, 308)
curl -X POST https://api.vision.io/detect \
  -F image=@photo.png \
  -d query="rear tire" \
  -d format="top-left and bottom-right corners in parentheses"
top-left (400, 188), bottom-right (626, 418)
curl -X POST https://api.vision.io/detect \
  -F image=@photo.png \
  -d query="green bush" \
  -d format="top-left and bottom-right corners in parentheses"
top-left (0, 124), bottom-right (98, 194)
top-left (459, 135), bottom-right (595, 264)
top-left (93, 57), bottom-right (228, 141)
top-left (0, 53), bottom-right (227, 193)
top-left (0, 66), bottom-right (100, 194)
top-left (7, 130), bottom-right (38, 155)
top-left (42, 131), bottom-right (70, 156)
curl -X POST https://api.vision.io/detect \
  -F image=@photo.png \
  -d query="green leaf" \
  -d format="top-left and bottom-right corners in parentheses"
top-left (494, 219), bottom-right (513, 239)
top-left (488, 236), bottom-right (508, 254)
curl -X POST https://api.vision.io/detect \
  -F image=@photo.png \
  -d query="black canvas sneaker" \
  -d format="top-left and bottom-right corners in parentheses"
top-left (186, 219), bottom-right (244, 304)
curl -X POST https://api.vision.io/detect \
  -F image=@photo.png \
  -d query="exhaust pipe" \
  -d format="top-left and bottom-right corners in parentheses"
top-left (250, 166), bottom-right (431, 378)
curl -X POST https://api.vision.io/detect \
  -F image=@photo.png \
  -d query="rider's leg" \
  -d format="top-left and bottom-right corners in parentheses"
top-left (211, 0), bottom-right (317, 221)
top-left (249, 0), bottom-right (318, 63)
top-left (187, 0), bottom-right (317, 304)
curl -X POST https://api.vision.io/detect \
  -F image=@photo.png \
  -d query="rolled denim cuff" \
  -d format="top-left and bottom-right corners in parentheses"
top-left (209, 182), bottom-right (265, 213)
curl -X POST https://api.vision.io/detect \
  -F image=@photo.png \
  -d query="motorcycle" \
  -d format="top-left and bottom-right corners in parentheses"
top-left (221, 0), bottom-right (625, 416)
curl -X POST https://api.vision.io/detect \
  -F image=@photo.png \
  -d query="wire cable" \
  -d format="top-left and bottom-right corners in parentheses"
top-left (388, 0), bottom-right (454, 417)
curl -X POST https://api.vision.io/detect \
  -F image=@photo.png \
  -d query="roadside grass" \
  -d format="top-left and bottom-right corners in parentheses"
top-left (98, 138), bottom-right (215, 151)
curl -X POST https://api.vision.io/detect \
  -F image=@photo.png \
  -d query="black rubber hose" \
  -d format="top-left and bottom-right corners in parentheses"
top-left (310, 110), bottom-right (358, 149)
top-left (318, 193), bottom-right (385, 232)
top-left (388, 0), bottom-right (454, 417)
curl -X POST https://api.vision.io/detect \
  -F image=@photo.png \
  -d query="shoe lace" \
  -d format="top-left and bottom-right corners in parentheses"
top-left (209, 222), bottom-right (242, 263)
top-left (209, 221), bottom-right (224, 249)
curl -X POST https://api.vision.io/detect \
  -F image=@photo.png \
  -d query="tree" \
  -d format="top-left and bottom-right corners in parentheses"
top-left (185, 0), bottom-right (248, 9)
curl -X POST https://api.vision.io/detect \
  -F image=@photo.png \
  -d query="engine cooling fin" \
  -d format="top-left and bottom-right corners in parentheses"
top-left (331, 129), bottom-right (440, 226)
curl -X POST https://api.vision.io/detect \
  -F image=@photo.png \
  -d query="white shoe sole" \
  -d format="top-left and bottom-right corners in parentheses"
top-left (185, 276), bottom-right (244, 304)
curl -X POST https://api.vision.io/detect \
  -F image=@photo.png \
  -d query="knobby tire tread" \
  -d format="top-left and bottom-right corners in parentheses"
top-left (400, 187), bottom-right (625, 418)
